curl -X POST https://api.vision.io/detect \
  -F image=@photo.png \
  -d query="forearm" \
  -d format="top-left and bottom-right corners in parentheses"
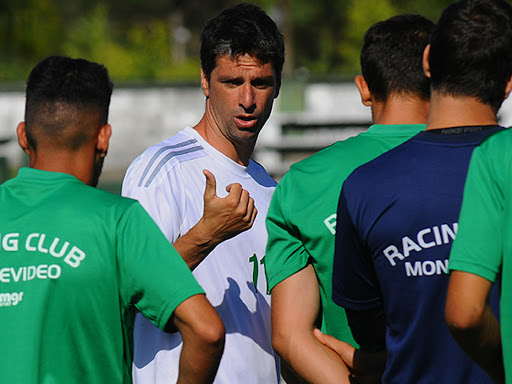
top-left (448, 304), bottom-right (504, 383)
top-left (173, 219), bottom-right (221, 270)
top-left (177, 332), bottom-right (225, 384)
top-left (271, 265), bottom-right (351, 384)
top-left (445, 271), bottom-right (503, 383)
top-left (172, 294), bottom-right (226, 384)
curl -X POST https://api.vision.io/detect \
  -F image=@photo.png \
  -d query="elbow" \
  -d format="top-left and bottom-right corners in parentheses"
top-left (183, 311), bottom-right (226, 357)
top-left (445, 302), bottom-right (485, 334)
top-left (271, 324), bottom-right (290, 357)
top-left (272, 323), bottom-right (300, 361)
top-left (199, 315), bottom-right (226, 353)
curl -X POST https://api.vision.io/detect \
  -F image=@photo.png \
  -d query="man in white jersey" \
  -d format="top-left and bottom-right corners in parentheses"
top-left (122, 3), bottom-right (285, 383)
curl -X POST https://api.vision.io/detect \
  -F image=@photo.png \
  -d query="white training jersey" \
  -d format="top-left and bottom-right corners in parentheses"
top-left (122, 127), bottom-right (279, 384)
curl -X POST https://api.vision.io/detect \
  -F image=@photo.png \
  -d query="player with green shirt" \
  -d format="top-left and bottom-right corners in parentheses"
top-left (447, 127), bottom-right (512, 382)
top-left (265, 14), bottom-right (433, 384)
top-left (1, 169), bottom-right (204, 383)
top-left (0, 56), bottom-right (225, 384)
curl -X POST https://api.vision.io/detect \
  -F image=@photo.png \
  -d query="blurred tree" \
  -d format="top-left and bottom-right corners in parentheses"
top-left (0, 0), bottom-right (62, 80)
top-left (0, 0), bottom-right (455, 83)
top-left (286, 0), bottom-right (349, 77)
top-left (393, 0), bottom-right (452, 21)
top-left (339, 0), bottom-right (397, 75)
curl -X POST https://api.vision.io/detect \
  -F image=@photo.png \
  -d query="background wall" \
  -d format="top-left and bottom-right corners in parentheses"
top-left (2, 81), bottom-right (512, 191)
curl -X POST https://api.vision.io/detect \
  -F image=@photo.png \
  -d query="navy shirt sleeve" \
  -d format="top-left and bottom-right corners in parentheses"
top-left (332, 184), bottom-right (382, 311)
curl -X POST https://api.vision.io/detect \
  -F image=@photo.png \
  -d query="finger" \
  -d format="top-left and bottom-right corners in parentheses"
top-left (243, 196), bottom-right (255, 219)
top-left (225, 183), bottom-right (243, 201)
top-left (238, 189), bottom-right (251, 210)
top-left (248, 205), bottom-right (257, 227)
top-left (203, 169), bottom-right (217, 200)
top-left (314, 329), bottom-right (355, 368)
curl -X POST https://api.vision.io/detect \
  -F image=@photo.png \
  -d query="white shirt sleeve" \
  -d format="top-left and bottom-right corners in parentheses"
top-left (122, 157), bottom-right (184, 244)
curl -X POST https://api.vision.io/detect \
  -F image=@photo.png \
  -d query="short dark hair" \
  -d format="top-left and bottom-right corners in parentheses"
top-left (200, 3), bottom-right (285, 87)
top-left (429, 0), bottom-right (512, 111)
top-left (25, 56), bottom-right (113, 150)
top-left (361, 14), bottom-right (434, 102)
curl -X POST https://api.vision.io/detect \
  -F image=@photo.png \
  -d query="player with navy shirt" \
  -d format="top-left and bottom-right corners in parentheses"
top-left (312, 0), bottom-right (511, 382)
top-left (332, 125), bottom-right (501, 383)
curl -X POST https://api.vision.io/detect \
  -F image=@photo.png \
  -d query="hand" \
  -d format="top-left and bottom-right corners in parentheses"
top-left (200, 169), bottom-right (257, 243)
top-left (314, 329), bottom-right (356, 369)
top-left (314, 329), bottom-right (385, 384)
top-left (172, 169), bottom-right (258, 270)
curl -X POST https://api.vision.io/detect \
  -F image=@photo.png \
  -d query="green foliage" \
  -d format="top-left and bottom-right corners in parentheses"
top-left (0, 0), bottom-right (63, 81)
top-left (61, 4), bottom-right (199, 82)
top-left (339, 0), bottom-right (397, 74)
top-left (0, 0), bottom-right (457, 83)
top-left (393, 0), bottom-right (453, 21)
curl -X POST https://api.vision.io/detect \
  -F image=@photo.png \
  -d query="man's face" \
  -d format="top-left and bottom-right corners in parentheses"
top-left (202, 53), bottom-right (279, 147)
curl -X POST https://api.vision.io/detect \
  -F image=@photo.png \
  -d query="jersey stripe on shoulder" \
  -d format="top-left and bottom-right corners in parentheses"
top-left (138, 139), bottom-right (204, 187)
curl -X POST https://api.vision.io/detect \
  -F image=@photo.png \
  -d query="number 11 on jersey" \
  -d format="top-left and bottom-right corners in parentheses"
top-left (249, 254), bottom-right (266, 292)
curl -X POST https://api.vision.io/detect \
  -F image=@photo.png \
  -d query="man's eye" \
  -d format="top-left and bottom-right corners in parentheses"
top-left (224, 80), bottom-right (242, 86)
top-left (252, 80), bottom-right (273, 89)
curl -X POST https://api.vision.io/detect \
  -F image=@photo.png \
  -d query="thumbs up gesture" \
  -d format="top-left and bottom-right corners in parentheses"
top-left (201, 169), bottom-right (258, 244)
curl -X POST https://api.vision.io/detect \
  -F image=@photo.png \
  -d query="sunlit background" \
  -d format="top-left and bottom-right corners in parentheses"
top-left (4, 0), bottom-right (512, 192)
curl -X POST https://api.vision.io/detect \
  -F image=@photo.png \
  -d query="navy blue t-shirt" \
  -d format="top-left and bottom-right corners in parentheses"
top-left (333, 126), bottom-right (502, 384)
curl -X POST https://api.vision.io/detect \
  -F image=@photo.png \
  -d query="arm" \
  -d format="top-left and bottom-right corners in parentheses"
top-left (445, 270), bottom-right (504, 383)
top-left (174, 169), bottom-right (257, 270)
top-left (271, 264), bottom-right (351, 384)
top-left (168, 293), bottom-right (226, 384)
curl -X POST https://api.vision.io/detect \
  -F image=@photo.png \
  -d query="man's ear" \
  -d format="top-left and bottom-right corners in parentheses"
top-left (354, 75), bottom-right (372, 107)
top-left (96, 124), bottom-right (111, 156)
top-left (504, 74), bottom-right (512, 100)
top-left (422, 44), bottom-right (431, 79)
top-left (16, 122), bottom-right (30, 155)
top-left (201, 69), bottom-right (210, 98)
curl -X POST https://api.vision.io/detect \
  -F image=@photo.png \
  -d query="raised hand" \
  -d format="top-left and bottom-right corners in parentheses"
top-left (201, 169), bottom-right (257, 243)
top-left (173, 169), bottom-right (258, 270)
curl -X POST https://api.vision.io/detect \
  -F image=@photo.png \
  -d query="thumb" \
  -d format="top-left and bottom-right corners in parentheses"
top-left (203, 169), bottom-right (217, 200)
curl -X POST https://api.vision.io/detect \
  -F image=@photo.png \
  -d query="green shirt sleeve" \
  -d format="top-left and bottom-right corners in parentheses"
top-left (449, 133), bottom-right (508, 283)
top-left (265, 171), bottom-right (311, 293)
top-left (116, 202), bottom-right (204, 330)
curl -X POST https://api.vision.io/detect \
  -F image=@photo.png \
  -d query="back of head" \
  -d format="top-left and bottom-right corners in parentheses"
top-left (361, 14), bottom-right (434, 102)
top-left (429, 0), bottom-right (512, 111)
top-left (25, 56), bottom-right (113, 151)
top-left (200, 3), bottom-right (285, 86)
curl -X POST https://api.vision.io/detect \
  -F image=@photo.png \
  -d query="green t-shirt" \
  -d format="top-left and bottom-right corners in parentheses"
top-left (449, 127), bottom-right (512, 382)
top-left (0, 168), bottom-right (203, 384)
top-left (265, 124), bottom-right (425, 345)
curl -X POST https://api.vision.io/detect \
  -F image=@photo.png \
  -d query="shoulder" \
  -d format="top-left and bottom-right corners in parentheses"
top-left (124, 130), bottom-right (209, 190)
top-left (247, 159), bottom-right (277, 188)
top-left (291, 135), bottom-right (369, 173)
top-left (478, 127), bottom-right (512, 153)
top-left (280, 130), bottom-right (383, 193)
top-left (344, 138), bottom-right (412, 193)
top-left (90, 184), bottom-right (138, 207)
top-left (64, 182), bottom-right (142, 223)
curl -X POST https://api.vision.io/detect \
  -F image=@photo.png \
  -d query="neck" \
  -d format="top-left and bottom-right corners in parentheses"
top-left (371, 94), bottom-right (430, 125)
top-left (193, 114), bottom-right (254, 166)
top-left (29, 146), bottom-right (97, 185)
top-left (426, 91), bottom-right (498, 130)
